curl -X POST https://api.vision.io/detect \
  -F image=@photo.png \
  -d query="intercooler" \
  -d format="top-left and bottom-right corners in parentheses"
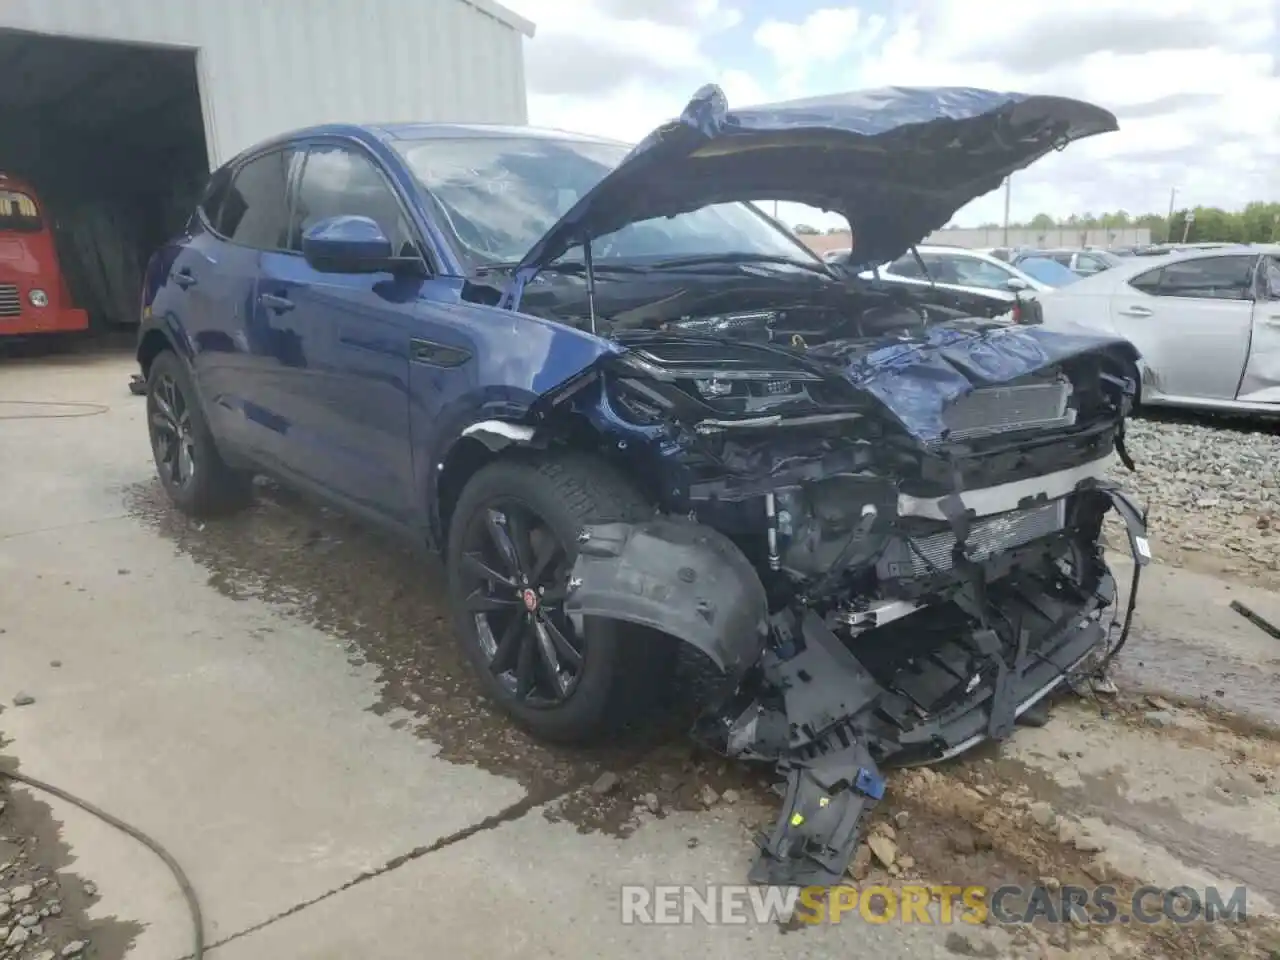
top-left (941, 377), bottom-right (1074, 441)
top-left (908, 499), bottom-right (1066, 575)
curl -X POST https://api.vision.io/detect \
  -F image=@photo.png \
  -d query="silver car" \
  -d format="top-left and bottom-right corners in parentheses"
top-left (1038, 246), bottom-right (1280, 413)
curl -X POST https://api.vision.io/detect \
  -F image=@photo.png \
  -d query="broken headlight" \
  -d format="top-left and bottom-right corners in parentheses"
top-left (617, 352), bottom-right (836, 417)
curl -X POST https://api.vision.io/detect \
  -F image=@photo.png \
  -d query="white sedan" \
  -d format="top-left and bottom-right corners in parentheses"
top-left (869, 245), bottom-right (1076, 296)
top-left (1038, 245), bottom-right (1280, 413)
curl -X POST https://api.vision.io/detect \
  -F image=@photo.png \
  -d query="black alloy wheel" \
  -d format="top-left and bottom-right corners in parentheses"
top-left (144, 350), bottom-right (253, 517)
top-left (148, 371), bottom-right (198, 492)
top-left (457, 498), bottom-right (583, 707)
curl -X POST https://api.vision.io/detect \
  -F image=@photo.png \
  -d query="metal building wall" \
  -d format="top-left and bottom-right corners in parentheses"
top-left (0, 0), bottom-right (533, 168)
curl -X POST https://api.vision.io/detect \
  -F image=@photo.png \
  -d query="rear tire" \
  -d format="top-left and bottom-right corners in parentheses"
top-left (146, 350), bottom-right (253, 517)
top-left (445, 454), bottom-right (674, 744)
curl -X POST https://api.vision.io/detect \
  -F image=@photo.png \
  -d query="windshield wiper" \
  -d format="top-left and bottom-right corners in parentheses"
top-left (644, 253), bottom-right (834, 276)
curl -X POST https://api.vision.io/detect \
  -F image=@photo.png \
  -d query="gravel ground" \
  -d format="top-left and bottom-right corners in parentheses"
top-left (0, 770), bottom-right (139, 960)
top-left (1104, 413), bottom-right (1280, 587)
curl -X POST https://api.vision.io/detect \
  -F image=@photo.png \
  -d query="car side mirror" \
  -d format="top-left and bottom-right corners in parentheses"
top-left (1005, 277), bottom-right (1029, 291)
top-left (302, 215), bottom-right (398, 274)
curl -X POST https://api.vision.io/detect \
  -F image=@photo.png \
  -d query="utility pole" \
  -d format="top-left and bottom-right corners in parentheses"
top-left (1002, 177), bottom-right (1012, 246)
top-left (1165, 187), bottom-right (1177, 242)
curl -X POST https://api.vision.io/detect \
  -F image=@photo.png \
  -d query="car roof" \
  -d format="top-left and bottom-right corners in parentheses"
top-left (0, 172), bottom-right (37, 195)
top-left (914, 244), bottom-right (1000, 256)
top-left (223, 122), bottom-right (629, 171)
top-left (369, 122), bottom-right (627, 146)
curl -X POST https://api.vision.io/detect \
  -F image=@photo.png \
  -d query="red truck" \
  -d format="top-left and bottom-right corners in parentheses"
top-left (0, 172), bottom-right (89, 337)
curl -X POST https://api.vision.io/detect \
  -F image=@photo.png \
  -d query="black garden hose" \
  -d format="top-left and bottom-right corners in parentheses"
top-left (0, 768), bottom-right (204, 959)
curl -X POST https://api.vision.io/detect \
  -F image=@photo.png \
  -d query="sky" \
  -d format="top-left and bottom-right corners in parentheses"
top-left (500, 0), bottom-right (1280, 230)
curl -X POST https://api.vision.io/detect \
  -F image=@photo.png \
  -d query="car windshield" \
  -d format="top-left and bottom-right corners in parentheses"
top-left (1015, 257), bottom-right (1080, 286)
top-left (0, 189), bottom-right (42, 233)
top-left (394, 136), bottom-right (818, 267)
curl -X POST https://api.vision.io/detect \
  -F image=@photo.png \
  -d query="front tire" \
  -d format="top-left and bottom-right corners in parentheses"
top-left (445, 454), bottom-right (674, 744)
top-left (146, 350), bottom-right (253, 517)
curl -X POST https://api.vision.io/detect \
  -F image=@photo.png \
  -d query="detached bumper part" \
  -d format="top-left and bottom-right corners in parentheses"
top-left (566, 518), bottom-right (770, 674)
top-left (750, 742), bottom-right (884, 887)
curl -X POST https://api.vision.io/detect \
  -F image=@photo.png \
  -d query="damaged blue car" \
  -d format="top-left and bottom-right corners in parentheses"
top-left (136, 84), bottom-right (1150, 886)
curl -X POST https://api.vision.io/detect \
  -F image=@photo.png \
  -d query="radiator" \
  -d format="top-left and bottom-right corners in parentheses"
top-left (942, 378), bottom-right (1074, 441)
top-left (909, 499), bottom-right (1066, 575)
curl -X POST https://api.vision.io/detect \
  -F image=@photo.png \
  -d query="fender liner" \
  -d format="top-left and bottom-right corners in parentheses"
top-left (566, 517), bottom-right (769, 673)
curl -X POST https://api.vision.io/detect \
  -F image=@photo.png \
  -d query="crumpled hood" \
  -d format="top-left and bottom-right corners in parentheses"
top-left (513, 84), bottom-right (1117, 274)
top-left (810, 324), bottom-right (1140, 443)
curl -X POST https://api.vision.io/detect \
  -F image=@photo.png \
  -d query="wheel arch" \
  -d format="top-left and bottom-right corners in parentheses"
top-left (137, 328), bottom-right (176, 378)
top-left (431, 421), bottom-right (541, 550)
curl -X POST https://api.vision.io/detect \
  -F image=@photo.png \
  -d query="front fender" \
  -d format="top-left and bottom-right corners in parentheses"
top-left (566, 518), bottom-right (769, 673)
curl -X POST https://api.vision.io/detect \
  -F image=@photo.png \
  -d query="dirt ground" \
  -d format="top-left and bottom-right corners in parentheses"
top-left (2, 347), bottom-right (1279, 960)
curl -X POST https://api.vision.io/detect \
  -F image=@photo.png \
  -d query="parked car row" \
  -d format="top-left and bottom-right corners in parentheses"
top-left (135, 84), bottom-right (1152, 886)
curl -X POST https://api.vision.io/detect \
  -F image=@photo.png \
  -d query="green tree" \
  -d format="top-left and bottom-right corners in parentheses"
top-left (990, 201), bottom-right (1278, 243)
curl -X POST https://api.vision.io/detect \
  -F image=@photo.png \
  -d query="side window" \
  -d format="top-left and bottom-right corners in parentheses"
top-left (1050, 252), bottom-right (1074, 267)
top-left (1127, 268), bottom-right (1163, 294)
top-left (293, 145), bottom-right (416, 257)
top-left (950, 256), bottom-right (1015, 289)
top-left (219, 149), bottom-right (297, 250)
top-left (921, 254), bottom-right (962, 285)
top-left (198, 169), bottom-right (231, 229)
top-left (886, 254), bottom-right (923, 278)
top-left (1264, 257), bottom-right (1280, 300)
top-left (1076, 254), bottom-right (1107, 274)
top-left (1156, 256), bottom-right (1256, 301)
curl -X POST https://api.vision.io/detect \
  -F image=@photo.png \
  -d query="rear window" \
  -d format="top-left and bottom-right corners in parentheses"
top-left (0, 189), bottom-right (42, 233)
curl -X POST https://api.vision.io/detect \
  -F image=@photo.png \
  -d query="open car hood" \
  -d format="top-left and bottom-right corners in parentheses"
top-left (512, 85), bottom-right (1117, 275)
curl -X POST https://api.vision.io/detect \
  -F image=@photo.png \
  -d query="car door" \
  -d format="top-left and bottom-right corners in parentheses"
top-left (1109, 254), bottom-right (1257, 402)
top-left (1238, 255), bottom-right (1280, 404)
top-left (254, 140), bottom-right (422, 524)
top-left (215, 147), bottom-right (305, 463)
top-left (178, 151), bottom-right (297, 458)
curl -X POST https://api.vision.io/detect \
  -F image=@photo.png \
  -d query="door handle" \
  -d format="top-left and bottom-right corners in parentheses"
top-left (173, 271), bottom-right (197, 289)
top-left (260, 293), bottom-right (295, 313)
top-left (1118, 306), bottom-right (1152, 317)
top-left (1266, 314), bottom-right (1280, 326)
top-left (410, 338), bottom-right (471, 367)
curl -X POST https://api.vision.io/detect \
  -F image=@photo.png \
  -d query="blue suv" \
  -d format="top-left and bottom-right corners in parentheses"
top-left (137, 85), bottom-right (1150, 886)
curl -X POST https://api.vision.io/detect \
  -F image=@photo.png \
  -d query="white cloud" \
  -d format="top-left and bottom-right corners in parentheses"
top-left (753, 9), bottom-right (882, 98)
top-left (501, 0), bottom-right (1279, 230)
top-left (503, 0), bottom-right (744, 141)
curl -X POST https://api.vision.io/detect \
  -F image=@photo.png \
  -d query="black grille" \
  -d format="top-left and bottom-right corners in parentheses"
top-left (0, 284), bottom-right (19, 318)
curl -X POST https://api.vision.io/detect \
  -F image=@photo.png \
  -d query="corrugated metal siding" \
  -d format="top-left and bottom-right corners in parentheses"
top-left (0, 0), bottom-right (530, 168)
